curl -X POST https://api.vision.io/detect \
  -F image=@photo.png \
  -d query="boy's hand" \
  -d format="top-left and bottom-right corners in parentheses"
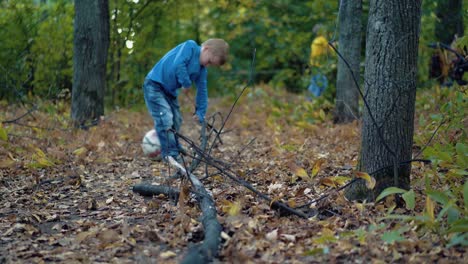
top-left (193, 114), bottom-right (200, 123)
top-left (193, 114), bottom-right (205, 124)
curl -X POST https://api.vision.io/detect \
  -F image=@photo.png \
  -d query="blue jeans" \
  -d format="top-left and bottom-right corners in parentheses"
top-left (143, 78), bottom-right (182, 158)
top-left (308, 73), bottom-right (328, 97)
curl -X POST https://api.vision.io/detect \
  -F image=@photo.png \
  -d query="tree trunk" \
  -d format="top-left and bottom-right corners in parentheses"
top-left (345, 0), bottom-right (422, 201)
top-left (435, 0), bottom-right (464, 44)
top-left (71, 0), bottom-right (109, 127)
top-left (334, 0), bottom-right (362, 124)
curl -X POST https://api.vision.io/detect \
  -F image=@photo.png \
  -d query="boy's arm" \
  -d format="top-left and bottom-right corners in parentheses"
top-left (174, 41), bottom-right (195, 89)
top-left (194, 69), bottom-right (208, 123)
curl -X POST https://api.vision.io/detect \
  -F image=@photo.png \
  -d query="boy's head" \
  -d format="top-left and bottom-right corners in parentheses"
top-left (200, 38), bottom-right (229, 67)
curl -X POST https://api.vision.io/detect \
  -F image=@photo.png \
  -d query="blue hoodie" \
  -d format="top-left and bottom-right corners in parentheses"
top-left (146, 40), bottom-right (208, 122)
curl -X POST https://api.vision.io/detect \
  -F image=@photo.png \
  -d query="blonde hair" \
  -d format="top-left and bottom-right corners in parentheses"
top-left (202, 38), bottom-right (229, 65)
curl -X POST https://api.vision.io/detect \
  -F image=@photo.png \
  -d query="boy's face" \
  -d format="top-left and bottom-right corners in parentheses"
top-left (200, 47), bottom-right (222, 67)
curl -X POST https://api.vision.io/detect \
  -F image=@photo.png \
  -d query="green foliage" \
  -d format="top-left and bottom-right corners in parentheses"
top-left (0, 0), bottom-right (73, 101)
top-left (381, 229), bottom-right (406, 244)
top-left (31, 0), bottom-right (73, 98)
top-left (0, 123), bottom-right (8, 141)
top-left (0, 0), bottom-right (40, 100)
top-left (376, 187), bottom-right (416, 210)
top-left (375, 87), bottom-right (467, 248)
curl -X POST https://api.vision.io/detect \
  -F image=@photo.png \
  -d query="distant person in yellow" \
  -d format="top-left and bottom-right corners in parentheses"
top-left (310, 35), bottom-right (329, 67)
top-left (308, 28), bottom-right (329, 98)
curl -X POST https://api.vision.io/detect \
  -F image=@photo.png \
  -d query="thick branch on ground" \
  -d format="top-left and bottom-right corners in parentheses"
top-left (132, 184), bottom-right (180, 201)
top-left (166, 157), bottom-right (222, 264)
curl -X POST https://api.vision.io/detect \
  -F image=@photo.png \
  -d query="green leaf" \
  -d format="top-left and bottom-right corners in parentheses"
top-left (427, 190), bottom-right (450, 205)
top-left (456, 143), bottom-right (468, 168)
top-left (437, 151), bottom-right (453, 163)
top-left (464, 181), bottom-right (468, 210)
top-left (402, 190), bottom-right (415, 210)
top-left (445, 219), bottom-right (468, 234)
top-left (381, 230), bottom-right (405, 244)
top-left (447, 233), bottom-right (468, 248)
top-left (0, 124), bottom-right (7, 141)
top-left (447, 208), bottom-right (460, 224)
top-left (304, 248), bottom-right (326, 256)
top-left (456, 143), bottom-right (468, 156)
top-left (376, 187), bottom-right (407, 202)
top-left (437, 200), bottom-right (460, 223)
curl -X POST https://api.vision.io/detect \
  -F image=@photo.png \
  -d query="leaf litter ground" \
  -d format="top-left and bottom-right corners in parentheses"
top-left (0, 88), bottom-right (465, 263)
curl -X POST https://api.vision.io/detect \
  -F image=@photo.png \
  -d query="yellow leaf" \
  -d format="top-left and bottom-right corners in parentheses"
top-left (220, 200), bottom-right (242, 216)
top-left (354, 171), bottom-right (376, 190)
top-left (321, 227), bottom-right (334, 237)
top-left (0, 124), bottom-right (7, 141)
top-left (295, 121), bottom-right (317, 131)
top-left (290, 174), bottom-right (297, 184)
top-left (334, 176), bottom-right (351, 185)
top-left (95, 157), bottom-right (112, 164)
top-left (228, 200), bottom-right (242, 216)
top-left (426, 196), bottom-right (435, 222)
top-left (319, 109), bottom-right (326, 121)
top-left (34, 148), bottom-right (47, 158)
top-left (212, 175), bottom-right (223, 182)
top-left (274, 137), bottom-right (281, 147)
top-left (30, 148), bottom-right (55, 168)
top-left (295, 167), bottom-right (310, 180)
top-left (311, 159), bottom-right (325, 177)
top-left (73, 147), bottom-right (88, 156)
top-left (37, 157), bottom-right (54, 167)
top-left (287, 198), bottom-right (296, 208)
top-left (355, 203), bottom-right (365, 213)
top-left (269, 197), bottom-right (281, 208)
top-left (160, 251), bottom-right (177, 259)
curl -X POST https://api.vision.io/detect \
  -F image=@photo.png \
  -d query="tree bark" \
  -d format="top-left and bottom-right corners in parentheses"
top-left (71, 0), bottom-right (109, 127)
top-left (334, 0), bottom-right (362, 124)
top-left (346, 0), bottom-right (422, 201)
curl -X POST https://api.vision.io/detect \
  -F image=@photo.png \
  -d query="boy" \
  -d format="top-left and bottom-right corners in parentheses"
top-left (143, 39), bottom-right (229, 162)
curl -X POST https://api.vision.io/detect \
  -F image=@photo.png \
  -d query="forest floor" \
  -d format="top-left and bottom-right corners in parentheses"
top-left (0, 86), bottom-right (466, 263)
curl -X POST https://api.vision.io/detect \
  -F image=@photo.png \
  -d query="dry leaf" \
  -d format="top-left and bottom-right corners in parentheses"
top-left (311, 158), bottom-right (325, 177)
top-left (106, 197), bottom-right (114, 204)
top-left (0, 158), bottom-right (15, 168)
top-left (268, 182), bottom-right (283, 193)
top-left (280, 234), bottom-right (296, 242)
top-left (160, 251), bottom-right (177, 259)
top-left (354, 171), bottom-right (376, 189)
top-left (266, 229), bottom-right (278, 241)
top-left (295, 167), bottom-right (310, 180)
top-left (320, 177), bottom-right (337, 187)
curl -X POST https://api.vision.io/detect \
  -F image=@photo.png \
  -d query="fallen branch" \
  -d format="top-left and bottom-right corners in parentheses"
top-left (132, 184), bottom-right (180, 201)
top-left (165, 157), bottom-right (222, 264)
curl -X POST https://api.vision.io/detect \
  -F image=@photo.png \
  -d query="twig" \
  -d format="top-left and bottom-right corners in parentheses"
top-left (1, 106), bottom-right (38, 124)
top-left (206, 49), bottom-right (257, 156)
top-left (413, 119), bottom-right (446, 159)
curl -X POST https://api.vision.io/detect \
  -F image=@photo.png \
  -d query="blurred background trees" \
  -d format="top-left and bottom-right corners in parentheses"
top-left (0, 0), bottom-right (465, 108)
